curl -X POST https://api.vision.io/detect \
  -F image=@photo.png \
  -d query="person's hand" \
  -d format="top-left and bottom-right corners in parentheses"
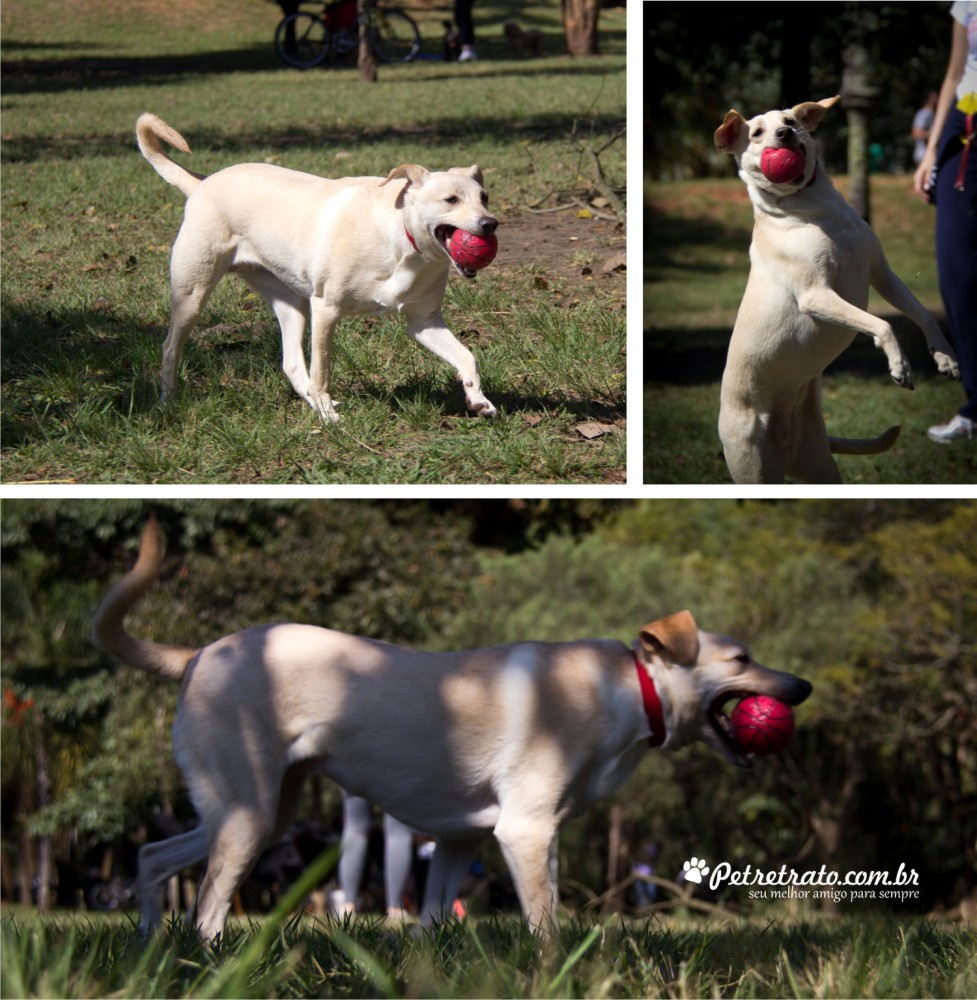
top-left (913, 150), bottom-right (937, 204)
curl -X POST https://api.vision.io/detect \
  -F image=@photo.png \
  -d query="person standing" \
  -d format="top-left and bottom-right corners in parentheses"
top-left (914, 2), bottom-right (977, 444)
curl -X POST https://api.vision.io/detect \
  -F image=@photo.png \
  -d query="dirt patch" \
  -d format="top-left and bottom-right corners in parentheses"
top-left (498, 209), bottom-right (626, 303)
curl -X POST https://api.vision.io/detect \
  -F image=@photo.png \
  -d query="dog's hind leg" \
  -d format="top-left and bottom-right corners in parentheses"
top-left (137, 826), bottom-right (209, 934)
top-left (406, 310), bottom-right (497, 417)
top-left (161, 235), bottom-right (231, 404)
top-left (193, 807), bottom-right (274, 940)
top-left (783, 382), bottom-right (842, 484)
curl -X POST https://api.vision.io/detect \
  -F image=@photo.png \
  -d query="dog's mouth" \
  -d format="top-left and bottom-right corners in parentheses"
top-left (434, 224), bottom-right (478, 279)
top-left (708, 691), bottom-right (755, 768)
top-left (707, 678), bottom-right (811, 768)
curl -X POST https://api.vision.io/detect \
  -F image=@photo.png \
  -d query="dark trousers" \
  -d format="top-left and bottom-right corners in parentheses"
top-left (454, 0), bottom-right (475, 47)
top-left (935, 104), bottom-right (977, 420)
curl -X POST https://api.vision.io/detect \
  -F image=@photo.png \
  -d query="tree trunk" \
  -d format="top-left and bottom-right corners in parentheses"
top-left (842, 44), bottom-right (876, 222)
top-left (34, 736), bottom-right (52, 911)
top-left (358, 0), bottom-right (378, 82)
top-left (561, 0), bottom-right (600, 56)
top-left (604, 801), bottom-right (624, 913)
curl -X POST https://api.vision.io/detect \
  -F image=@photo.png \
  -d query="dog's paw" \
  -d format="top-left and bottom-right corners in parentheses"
top-left (890, 363), bottom-right (914, 391)
top-left (307, 392), bottom-right (341, 422)
top-left (933, 351), bottom-right (961, 380)
top-left (466, 395), bottom-right (498, 418)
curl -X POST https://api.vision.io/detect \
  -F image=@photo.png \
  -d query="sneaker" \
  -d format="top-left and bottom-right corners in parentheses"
top-left (927, 413), bottom-right (975, 443)
top-left (458, 46), bottom-right (478, 62)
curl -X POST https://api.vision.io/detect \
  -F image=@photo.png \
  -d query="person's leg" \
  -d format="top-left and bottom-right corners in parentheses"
top-left (337, 795), bottom-right (371, 911)
top-left (932, 106), bottom-right (977, 435)
top-left (382, 814), bottom-right (414, 915)
top-left (455, 0), bottom-right (477, 60)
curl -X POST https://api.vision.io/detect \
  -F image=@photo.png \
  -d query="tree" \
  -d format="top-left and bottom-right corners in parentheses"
top-left (358, 0), bottom-right (377, 82)
top-left (561, 0), bottom-right (600, 57)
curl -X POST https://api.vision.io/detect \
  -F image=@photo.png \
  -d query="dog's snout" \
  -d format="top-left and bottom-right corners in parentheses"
top-left (775, 125), bottom-right (797, 144)
top-left (479, 217), bottom-right (498, 236)
top-left (790, 677), bottom-right (813, 705)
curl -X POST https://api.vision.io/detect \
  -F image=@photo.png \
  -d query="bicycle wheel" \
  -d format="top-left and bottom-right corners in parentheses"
top-left (275, 11), bottom-right (331, 69)
top-left (368, 8), bottom-right (421, 63)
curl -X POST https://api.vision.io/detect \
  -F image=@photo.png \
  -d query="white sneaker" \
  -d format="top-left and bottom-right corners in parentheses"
top-left (458, 46), bottom-right (478, 62)
top-left (927, 413), bottom-right (975, 443)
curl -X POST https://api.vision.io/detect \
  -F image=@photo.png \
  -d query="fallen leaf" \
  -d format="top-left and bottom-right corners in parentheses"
top-left (575, 421), bottom-right (618, 439)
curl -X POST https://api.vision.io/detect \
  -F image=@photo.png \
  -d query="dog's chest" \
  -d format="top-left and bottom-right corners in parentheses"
top-left (368, 268), bottom-right (424, 313)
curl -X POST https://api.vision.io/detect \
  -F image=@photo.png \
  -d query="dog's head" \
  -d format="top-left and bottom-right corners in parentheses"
top-left (714, 96), bottom-right (839, 197)
top-left (382, 164), bottom-right (498, 279)
top-left (637, 611), bottom-right (812, 768)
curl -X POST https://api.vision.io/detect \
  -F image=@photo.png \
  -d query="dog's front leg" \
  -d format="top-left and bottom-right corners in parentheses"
top-left (870, 260), bottom-right (961, 380)
top-left (406, 310), bottom-right (498, 417)
top-left (796, 287), bottom-right (915, 389)
top-left (494, 815), bottom-right (560, 934)
top-left (307, 296), bottom-right (342, 422)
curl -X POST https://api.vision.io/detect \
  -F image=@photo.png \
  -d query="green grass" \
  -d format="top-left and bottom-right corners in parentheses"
top-left (644, 176), bottom-right (976, 485)
top-left (0, 0), bottom-right (626, 484)
top-left (3, 908), bottom-right (975, 999)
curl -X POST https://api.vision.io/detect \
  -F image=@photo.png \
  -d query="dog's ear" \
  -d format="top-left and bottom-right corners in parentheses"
top-left (714, 110), bottom-right (747, 155)
top-left (790, 95), bottom-right (840, 132)
top-left (382, 164), bottom-right (430, 189)
top-left (639, 611), bottom-right (700, 667)
top-left (448, 164), bottom-right (484, 186)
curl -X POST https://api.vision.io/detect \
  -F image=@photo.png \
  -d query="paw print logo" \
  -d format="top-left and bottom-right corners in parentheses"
top-left (683, 857), bottom-right (710, 884)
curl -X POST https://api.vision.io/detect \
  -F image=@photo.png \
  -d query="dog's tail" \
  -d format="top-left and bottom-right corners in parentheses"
top-left (829, 424), bottom-right (901, 455)
top-left (135, 114), bottom-right (205, 198)
top-left (92, 518), bottom-right (198, 682)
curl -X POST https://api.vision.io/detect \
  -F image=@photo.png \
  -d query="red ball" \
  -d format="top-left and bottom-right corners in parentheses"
top-left (449, 229), bottom-right (498, 270)
top-left (760, 146), bottom-right (806, 184)
top-left (731, 695), bottom-right (795, 756)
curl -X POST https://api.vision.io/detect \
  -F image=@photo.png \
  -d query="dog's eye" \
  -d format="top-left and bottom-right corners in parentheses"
top-left (751, 127), bottom-right (763, 139)
top-left (445, 195), bottom-right (459, 205)
top-left (734, 653), bottom-right (751, 665)
top-left (783, 117), bottom-right (796, 126)
top-left (481, 193), bottom-right (489, 206)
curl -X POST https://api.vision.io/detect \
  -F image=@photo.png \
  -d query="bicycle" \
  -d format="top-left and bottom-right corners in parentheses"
top-left (275, 0), bottom-right (421, 70)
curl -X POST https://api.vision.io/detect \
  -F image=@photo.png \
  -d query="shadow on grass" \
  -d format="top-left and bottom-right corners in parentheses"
top-left (0, 299), bottom-right (613, 457)
top-left (1, 107), bottom-right (624, 165)
top-left (646, 313), bottom-right (956, 387)
top-left (0, 31), bottom-right (626, 100)
top-left (644, 201), bottom-right (751, 280)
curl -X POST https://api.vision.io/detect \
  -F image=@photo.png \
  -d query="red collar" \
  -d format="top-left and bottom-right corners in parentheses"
top-left (404, 227), bottom-right (420, 253)
top-left (634, 654), bottom-right (666, 747)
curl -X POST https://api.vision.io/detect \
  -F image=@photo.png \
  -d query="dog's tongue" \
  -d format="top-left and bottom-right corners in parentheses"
top-left (761, 146), bottom-right (805, 184)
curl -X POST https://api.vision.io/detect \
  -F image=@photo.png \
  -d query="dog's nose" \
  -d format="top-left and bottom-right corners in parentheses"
top-left (479, 217), bottom-right (498, 236)
top-left (792, 678), bottom-right (813, 704)
top-left (775, 126), bottom-right (796, 142)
